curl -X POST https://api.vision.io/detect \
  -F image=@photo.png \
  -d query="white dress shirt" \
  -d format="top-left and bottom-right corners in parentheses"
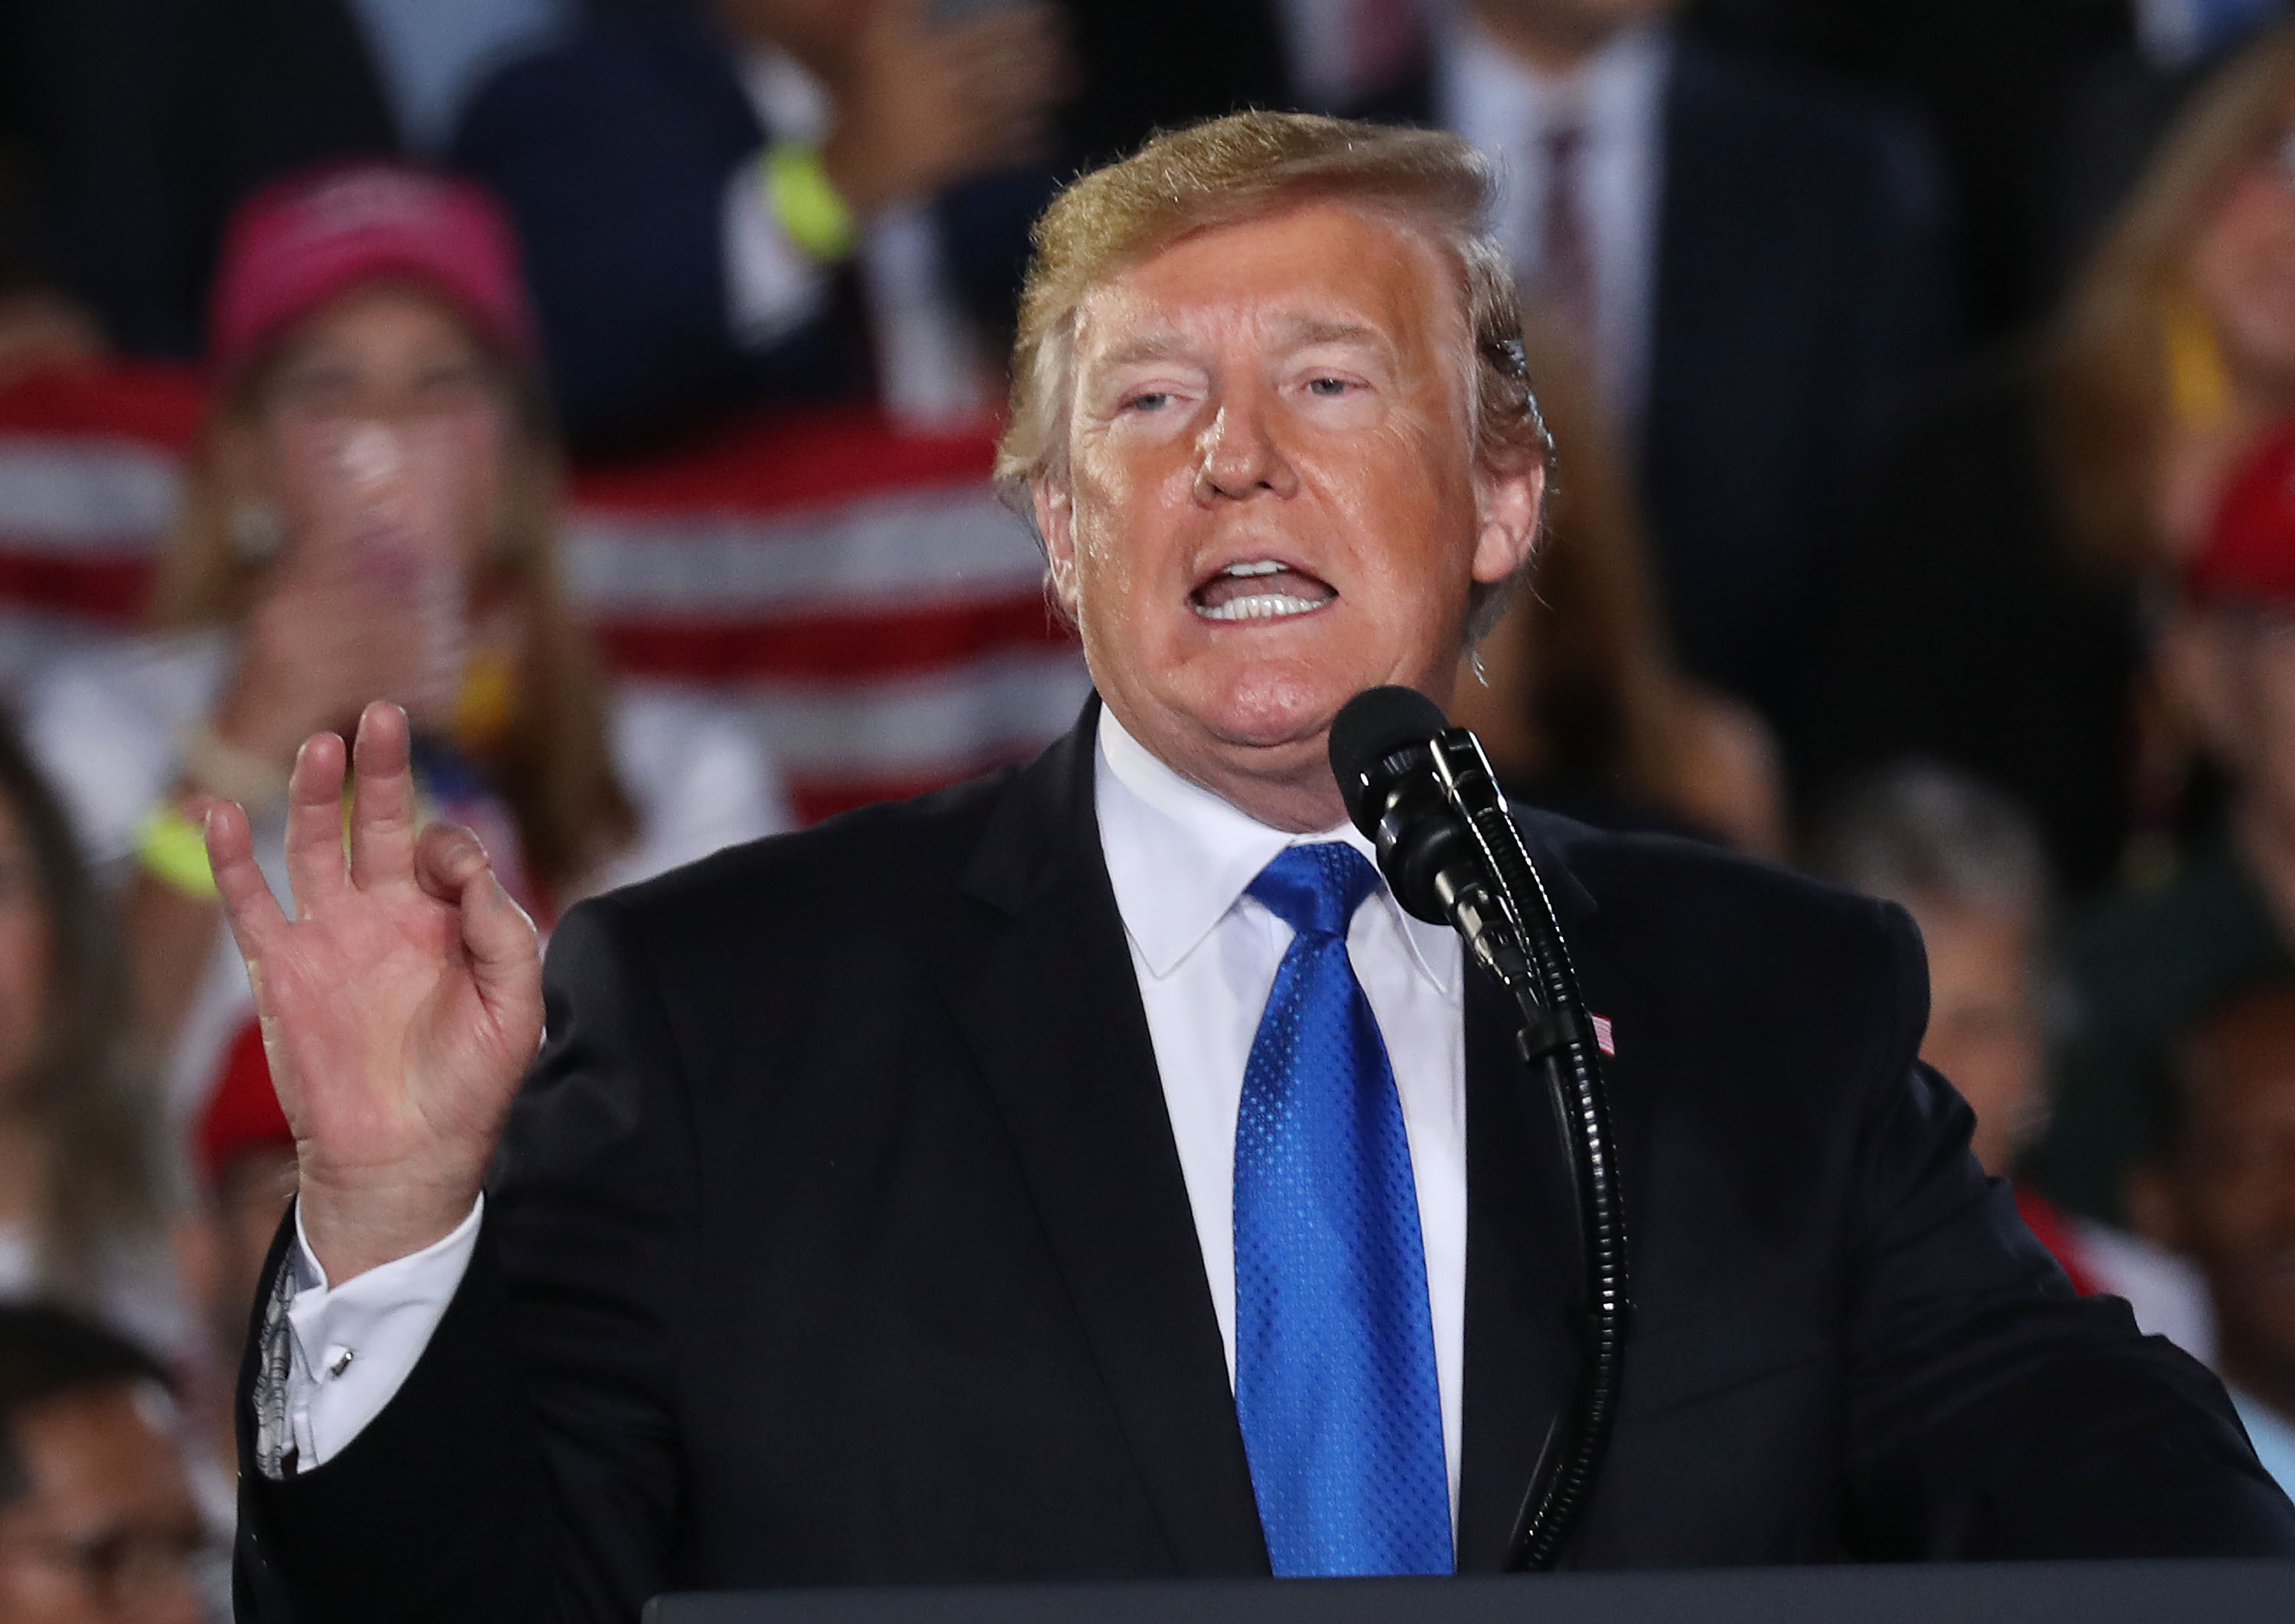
top-left (1435, 16), bottom-right (1668, 428)
top-left (269, 709), bottom-right (1472, 1528)
top-left (1096, 709), bottom-right (1469, 1524)
top-left (347, 0), bottom-right (569, 154)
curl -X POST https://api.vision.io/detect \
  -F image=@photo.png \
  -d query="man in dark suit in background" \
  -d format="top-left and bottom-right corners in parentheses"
top-left (1374, 0), bottom-right (1951, 731)
top-left (208, 112), bottom-right (2293, 1622)
top-left (449, 0), bottom-right (1297, 447)
top-left (451, 0), bottom-right (1074, 446)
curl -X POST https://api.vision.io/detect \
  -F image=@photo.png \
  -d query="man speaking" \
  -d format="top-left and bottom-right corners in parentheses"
top-left (208, 115), bottom-right (2295, 1619)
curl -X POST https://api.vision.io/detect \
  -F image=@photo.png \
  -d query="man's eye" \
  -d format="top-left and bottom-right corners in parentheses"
top-left (1306, 377), bottom-right (1353, 397)
top-left (1124, 392), bottom-right (1172, 412)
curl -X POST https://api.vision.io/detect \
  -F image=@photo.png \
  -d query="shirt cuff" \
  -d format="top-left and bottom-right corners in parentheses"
top-left (275, 1196), bottom-right (483, 1471)
top-left (723, 150), bottom-right (833, 347)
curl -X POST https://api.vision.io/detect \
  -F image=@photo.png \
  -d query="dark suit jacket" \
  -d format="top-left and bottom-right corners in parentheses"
top-left (448, 8), bottom-right (1051, 448)
top-left (1642, 35), bottom-right (1952, 724)
top-left (1366, 30), bottom-right (1952, 724)
top-left (233, 701), bottom-right (2295, 1622)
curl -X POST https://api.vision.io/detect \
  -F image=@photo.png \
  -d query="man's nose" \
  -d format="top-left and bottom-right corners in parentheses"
top-left (1192, 393), bottom-right (1300, 503)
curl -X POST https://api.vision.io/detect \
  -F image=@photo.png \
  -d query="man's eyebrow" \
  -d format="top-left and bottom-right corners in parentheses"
top-left (1091, 332), bottom-right (1197, 370)
top-left (1274, 316), bottom-right (1385, 349)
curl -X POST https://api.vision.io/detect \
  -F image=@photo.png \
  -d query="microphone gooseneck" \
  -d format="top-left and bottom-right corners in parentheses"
top-left (1330, 686), bottom-right (1633, 1574)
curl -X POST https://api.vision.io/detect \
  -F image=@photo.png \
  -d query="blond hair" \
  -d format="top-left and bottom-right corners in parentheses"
top-left (2047, 21), bottom-right (2295, 571)
top-left (994, 111), bottom-right (1551, 636)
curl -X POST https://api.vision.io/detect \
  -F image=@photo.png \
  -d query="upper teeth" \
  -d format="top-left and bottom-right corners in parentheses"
top-left (1222, 560), bottom-right (1284, 577)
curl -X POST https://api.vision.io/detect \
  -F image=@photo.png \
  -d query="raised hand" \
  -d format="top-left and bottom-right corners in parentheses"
top-left (209, 561), bottom-right (463, 776)
top-left (206, 701), bottom-right (543, 1283)
top-left (822, 0), bottom-right (1075, 218)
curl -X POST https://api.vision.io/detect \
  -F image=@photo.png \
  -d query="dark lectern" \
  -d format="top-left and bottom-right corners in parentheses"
top-left (646, 1561), bottom-right (2293, 1624)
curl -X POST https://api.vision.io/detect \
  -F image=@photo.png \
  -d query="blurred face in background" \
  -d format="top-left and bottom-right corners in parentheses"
top-left (1903, 895), bottom-right (2047, 1177)
top-left (0, 1386), bottom-right (204, 1624)
top-left (1042, 202), bottom-right (1539, 830)
top-left (232, 282), bottom-right (515, 603)
top-left (2164, 603), bottom-right (2295, 834)
top-left (1473, 0), bottom-right (1680, 57)
top-left (0, 795), bottom-right (51, 1105)
top-left (2147, 991), bottom-right (2295, 1393)
top-left (2190, 131), bottom-right (2295, 399)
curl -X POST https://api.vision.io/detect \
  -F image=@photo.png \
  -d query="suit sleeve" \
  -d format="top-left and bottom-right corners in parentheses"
top-left (1837, 903), bottom-right (2295, 1557)
top-left (235, 896), bottom-right (701, 1623)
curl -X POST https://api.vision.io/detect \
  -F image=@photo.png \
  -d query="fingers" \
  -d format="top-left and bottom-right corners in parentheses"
top-left (348, 701), bottom-right (420, 892)
top-left (412, 819), bottom-right (490, 904)
top-left (205, 798), bottom-right (288, 958)
top-left (415, 823), bottom-right (539, 1017)
top-left (282, 730), bottom-right (350, 917)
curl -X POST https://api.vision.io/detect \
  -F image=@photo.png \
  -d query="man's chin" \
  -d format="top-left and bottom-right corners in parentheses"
top-left (1189, 664), bottom-right (1363, 751)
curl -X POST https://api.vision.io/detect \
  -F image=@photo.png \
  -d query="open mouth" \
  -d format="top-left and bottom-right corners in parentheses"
top-left (1189, 558), bottom-right (1339, 623)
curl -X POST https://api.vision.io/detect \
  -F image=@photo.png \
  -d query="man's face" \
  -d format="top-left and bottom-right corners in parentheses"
top-left (1473, 0), bottom-right (1681, 54)
top-left (0, 1388), bottom-right (206, 1623)
top-left (2168, 1002), bottom-right (2295, 1386)
top-left (1038, 203), bottom-right (1540, 831)
top-left (1908, 898), bottom-right (2045, 1179)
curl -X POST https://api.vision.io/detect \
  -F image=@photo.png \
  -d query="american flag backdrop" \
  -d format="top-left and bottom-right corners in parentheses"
top-left (0, 366), bottom-right (1090, 826)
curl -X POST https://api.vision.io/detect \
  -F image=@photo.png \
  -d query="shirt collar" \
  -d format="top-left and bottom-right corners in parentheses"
top-left (1094, 706), bottom-right (1457, 992)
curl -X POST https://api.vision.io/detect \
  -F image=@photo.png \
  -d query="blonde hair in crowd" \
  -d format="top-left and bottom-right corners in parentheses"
top-left (149, 363), bottom-right (635, 896)
top-left (994, 110), bottom-right (1554, 638)
top-left (2048, 21), bottom-right (2295, 571)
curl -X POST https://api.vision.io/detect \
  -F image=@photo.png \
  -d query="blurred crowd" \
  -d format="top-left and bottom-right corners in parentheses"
top-left (1, 0), bottom-right (2294, 1614)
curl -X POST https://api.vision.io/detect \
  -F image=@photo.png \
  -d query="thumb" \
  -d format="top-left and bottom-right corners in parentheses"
top-left (459, 861), bottom-right (541, 1026)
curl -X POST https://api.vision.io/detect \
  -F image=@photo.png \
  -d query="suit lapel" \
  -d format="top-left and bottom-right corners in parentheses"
top-left (939, 701), bottom-right (1271, 1577)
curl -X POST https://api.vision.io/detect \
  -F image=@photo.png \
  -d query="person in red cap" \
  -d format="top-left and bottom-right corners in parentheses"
top-left (18, 162), bottom-right (789, 1248)
top-left (2039, 415), bottom-right (2295, 1266)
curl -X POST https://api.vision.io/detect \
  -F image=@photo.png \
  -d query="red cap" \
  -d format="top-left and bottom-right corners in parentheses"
top-left (208, 162), bottom-right (538, 379)
top-left (195, 1020), bottom-right (295, 1187)
top-left (2192, 418), bottom-right (2295, 606)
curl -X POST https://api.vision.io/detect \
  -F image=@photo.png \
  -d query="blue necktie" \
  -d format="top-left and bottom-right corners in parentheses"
top-left (1233, 842), bottom-right (1453, 1577)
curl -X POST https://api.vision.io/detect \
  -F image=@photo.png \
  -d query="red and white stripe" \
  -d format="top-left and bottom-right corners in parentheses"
top-left (0, 369), bottom-right (1089, 822)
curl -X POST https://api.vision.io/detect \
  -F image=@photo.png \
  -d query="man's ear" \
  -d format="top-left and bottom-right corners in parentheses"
top-left (1470, 457), bottom-right (1544, 586)
top-left (1033, 475), bottom-right (1082, 621)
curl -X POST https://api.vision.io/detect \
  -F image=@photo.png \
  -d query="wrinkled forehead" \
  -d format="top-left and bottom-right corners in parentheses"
top-left (1067, 202), bottom-right (1470, 380)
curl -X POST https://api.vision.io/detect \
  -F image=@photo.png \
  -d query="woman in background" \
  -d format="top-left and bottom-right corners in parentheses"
top-left (0, 723), bottom-right (185, 1365)
top-left (1450, 314), bottom-right (1787, 858)
top-left (24, 163), bottom-right (787, 1119)
top-left (1801, 20), bottom-right (2295, 897)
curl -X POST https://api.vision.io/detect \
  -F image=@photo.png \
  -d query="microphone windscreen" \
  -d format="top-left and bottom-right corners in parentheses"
top-left (1329, 686), bottom-right (1448, 833)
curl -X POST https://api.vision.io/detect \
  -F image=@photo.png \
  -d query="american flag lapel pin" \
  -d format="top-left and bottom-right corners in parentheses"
top-left (1590, 1014), bottom-right (1616, 1056)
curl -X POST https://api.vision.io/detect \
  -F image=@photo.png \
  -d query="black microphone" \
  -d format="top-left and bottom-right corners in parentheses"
top-left (1330, 685), bottom-right (1629, 1574)
top-left (1328, 686), bottom-right (1533, 992)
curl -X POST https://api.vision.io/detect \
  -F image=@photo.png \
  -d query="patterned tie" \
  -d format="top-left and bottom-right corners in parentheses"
top-left (1232, 842), bottom-right (1452, 1577)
